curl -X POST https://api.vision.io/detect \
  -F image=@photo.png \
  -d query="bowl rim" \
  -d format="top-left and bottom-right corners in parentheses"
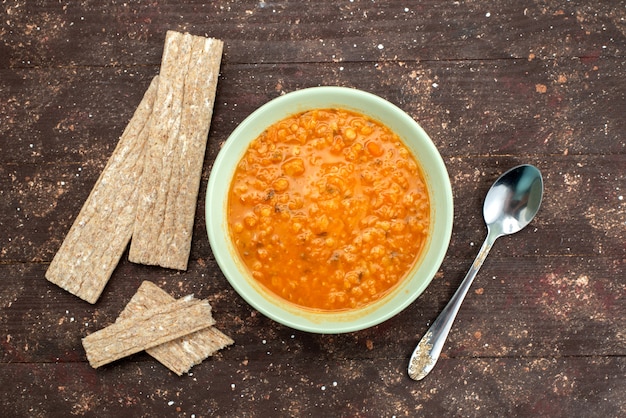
top-left (206, 86), bottom-right (453, 333)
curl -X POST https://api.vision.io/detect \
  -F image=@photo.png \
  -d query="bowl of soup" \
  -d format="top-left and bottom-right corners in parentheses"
top-left (206, 87), bottom-right (453, 333)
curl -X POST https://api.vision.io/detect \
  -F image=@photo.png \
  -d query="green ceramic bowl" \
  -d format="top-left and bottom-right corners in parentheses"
top-left (206, 87), bottom-right (453, 333)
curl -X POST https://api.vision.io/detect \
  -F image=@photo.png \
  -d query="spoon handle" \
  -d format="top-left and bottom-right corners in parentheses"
top-left (408, 231), bottom-right (498, 380)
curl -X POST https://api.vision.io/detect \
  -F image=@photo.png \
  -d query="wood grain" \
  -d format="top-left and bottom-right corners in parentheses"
top-left (0, 0), bottom-right (624, 416)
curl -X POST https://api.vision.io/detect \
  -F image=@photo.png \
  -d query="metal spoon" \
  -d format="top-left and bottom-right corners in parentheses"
top-left (408, 164), bottom-right (544, 380)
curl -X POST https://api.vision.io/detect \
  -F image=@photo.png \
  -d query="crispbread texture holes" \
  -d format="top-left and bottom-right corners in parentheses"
top-left (82, 295), bottom-right (215, 369)
top-left (129, 31), bottom-right (224, 271)
top-left (117, 281), bottom-right (234, 375)
top-left (46, 30), bottom-right (223, 303)
top-left (45, 76), bottom-right (159, 304)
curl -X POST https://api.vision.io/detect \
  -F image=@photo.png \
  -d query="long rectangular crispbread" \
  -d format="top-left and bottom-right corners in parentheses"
top-left (129, 31), bottom-right (224, 270)
top-left (118, 281), bottom-right (234, 375)
top-left (82, 295), bottom-right (215, 369)
top-left (45, 76), bottom-right (159, 304)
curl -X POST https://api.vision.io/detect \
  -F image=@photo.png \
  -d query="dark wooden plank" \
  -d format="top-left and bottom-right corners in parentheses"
top-left (1, 252), bottom-right (623, 365)
top-left (1, 0), bottom-right (623, 68)
top-left (1, 0), bottom-right (625, 416)
top-left (1, 154), bottom-right (623, 265)
top-left (0, 356), bottom-right (624, 417)
top-left (2, 56), bottom-right (624, 167)
top-left (0, 67), bottom-right (156, 166)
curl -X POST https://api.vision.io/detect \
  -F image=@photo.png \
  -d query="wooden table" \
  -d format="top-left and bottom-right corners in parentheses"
top-left (1, 1), bottom-right (624, 416)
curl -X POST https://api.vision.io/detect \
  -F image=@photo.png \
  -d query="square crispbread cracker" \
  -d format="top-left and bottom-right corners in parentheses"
top-left (129, 31), bottom-right (224, 270)
top-left (82, 295), bottom-right (215, 369)
top-left (118, 281), bottom-right (233, 375)
top-left (45, 76), bottom-right (159, 304)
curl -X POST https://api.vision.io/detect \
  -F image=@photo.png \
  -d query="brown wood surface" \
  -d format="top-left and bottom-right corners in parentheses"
top-left (1, 1), bottom-right (624, 417)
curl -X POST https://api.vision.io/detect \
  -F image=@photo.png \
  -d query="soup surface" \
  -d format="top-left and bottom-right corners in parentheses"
top-left (228, 108), bottom-right (430, 311)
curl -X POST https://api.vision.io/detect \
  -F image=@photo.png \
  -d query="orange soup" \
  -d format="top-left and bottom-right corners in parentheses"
top-left (227, 108), bottom-right (430, 311)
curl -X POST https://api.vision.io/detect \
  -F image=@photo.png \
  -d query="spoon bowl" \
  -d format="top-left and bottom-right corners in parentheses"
top-left (484, 165), bottom-right (544, 237)
top-left (408, 164), bottom-right (543, 380)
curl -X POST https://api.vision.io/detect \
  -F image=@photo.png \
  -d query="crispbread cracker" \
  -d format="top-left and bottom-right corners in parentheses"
top-left (118, 281), bottom-right (234, 375)
top-left (45, 76), bottom-right (159, 304)
top-left (82, 295), bottom-right (215, 368)
top-left (129, 31), bottom-right (224, 270)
